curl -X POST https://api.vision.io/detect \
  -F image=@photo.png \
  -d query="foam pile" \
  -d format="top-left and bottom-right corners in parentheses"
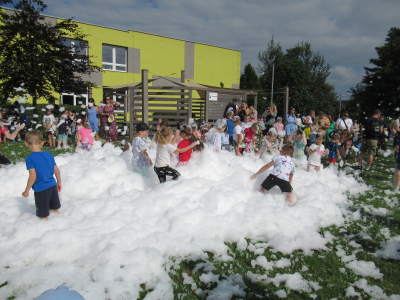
top-left (0, 144), bottom-right (368, 299)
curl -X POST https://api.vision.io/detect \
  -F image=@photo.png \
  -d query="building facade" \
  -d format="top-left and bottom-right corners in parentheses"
top-left (3, 8), bottom-right (241, 105)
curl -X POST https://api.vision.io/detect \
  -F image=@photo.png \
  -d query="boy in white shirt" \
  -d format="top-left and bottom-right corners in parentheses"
top-left (251, 145), bottom-right (296, 205)
top-left (42, 109), bottom-right (56, 148)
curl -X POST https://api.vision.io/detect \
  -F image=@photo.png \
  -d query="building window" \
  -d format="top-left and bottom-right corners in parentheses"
top-left (102, 44), bottom-right (127, 72)
top-left (63, 39), bottom-right (88, 65)
top-left (61, 93), bottom-right (88, 106)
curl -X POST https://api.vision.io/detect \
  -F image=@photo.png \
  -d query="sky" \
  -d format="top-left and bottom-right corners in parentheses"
top-left (6, 0), bottom-right (400, 97)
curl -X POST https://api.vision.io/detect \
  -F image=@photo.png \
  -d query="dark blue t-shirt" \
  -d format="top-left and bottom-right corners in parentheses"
top-left (26, 151), bottom-right (57, 192)
top-left (227, 119), bottom-right (235, 136)
top-left (328, 142), bottom-right (339, 158)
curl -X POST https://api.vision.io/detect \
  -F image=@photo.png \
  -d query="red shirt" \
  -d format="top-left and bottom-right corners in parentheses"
top-left (178, 139), bottom-right (192, 161)
top-left (244, 128), bottom-right (256, 143)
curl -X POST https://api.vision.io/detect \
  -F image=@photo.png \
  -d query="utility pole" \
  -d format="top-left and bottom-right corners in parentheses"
top-left (271, 64), bottom-right (274, 104)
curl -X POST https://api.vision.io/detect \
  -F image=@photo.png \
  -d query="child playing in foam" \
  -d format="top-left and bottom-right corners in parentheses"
top-left (328, 133), bottom-right (340, 168)
top-left (251, 144), bottom-right (296, 206)
top-left (191, 123), bottom-right (201, 139)
top-left (131, 122), bottom-right (153, 176)
top-left (307, 133), bottom-right (329, 173)
top-left (232, 116), bottom-right (245, 156)
top-left (177, 125), bottom-right (204, 166)
top-left (22, 130), bottom-right (62, 220)
top-left (221, 128), bottom-right (230, 151)
top-left (42, 109), bottom-right (56, 149)
top-left (244, 122), bottom-right (258, 154)
top-left (154, 127), bottom-right (198, 183)
top-left (259, 128), bottom-right (279, 160)
top-left (77, 120), bottom-right (93, 152)
top-left (0, 122), bottom-right (24, 166)
top-left (290, 129), bottom-right (307, 159)
top-left (56, 113), bottom-right (70, 149)
top-left (207, 119), bottom-right (227, 153)
top-left (274, 117), bottom-right (285, 150)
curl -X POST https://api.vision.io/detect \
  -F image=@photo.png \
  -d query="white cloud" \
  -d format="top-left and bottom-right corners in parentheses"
top-left (41, 0), bottom-right (399, 93)
top-left (328, 66), bottom-right (365, 87)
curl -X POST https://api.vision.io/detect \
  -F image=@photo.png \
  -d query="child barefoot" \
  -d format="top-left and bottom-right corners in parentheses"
top-left (207, 119), bottom-right (226, 153)
top-left (22, 130), bottom-right (62, 220)
top-left (259, 128), bottom-right (279, 159)
top-left (77, 120), bottom-right (93, 152)
top-left (233, 116), bottom-right (245, 156)
top-left (42, 109), bottom-right (56, 148)
top-left (132, 122), bottom-right (153, 176)
top-left (307, 133), bottom-right (329, 173)
top-left (291, 130), bottom-right (307, 159)
top-left (244, 122), bottom-right (258, 154)
top-left (328, 133), bottom-right (340, 168)
top-left (251, 145), bottom-right (296, 206)
top-left (177, 125), bottom-right (204, 166)
top-left (154, 127), bottom-right (197, 183)
top-left (274, 117), bottom-right (285, 150)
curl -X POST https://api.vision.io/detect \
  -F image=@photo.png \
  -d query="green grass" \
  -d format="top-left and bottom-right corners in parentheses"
top-left (1, 142), bottom-right (399, 299)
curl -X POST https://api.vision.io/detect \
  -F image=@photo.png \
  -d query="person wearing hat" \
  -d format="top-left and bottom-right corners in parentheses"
top-left (99, 95), bottom-right (120, 144)
top-left (131, 122), bottom-right (152, 176)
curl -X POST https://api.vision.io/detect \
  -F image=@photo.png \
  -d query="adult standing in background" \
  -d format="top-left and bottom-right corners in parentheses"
top-left (391, 114), bottom-right (400, 159)
top-left (315, 111), bottom-right (331, 135)
top-left (223, 98), bottom-right (238, 119)
top-left (358, 109), bottom-right (383, 171)
top-left (236, 101), bottom-right (250, 122)
top-left (86, 98), bottom-right (100, 141)
top-left (99, 95), bottom-right (120, 144)
top-left (334, 111), bottom-right (354, 134)
top-left (285, 107), bottom-right (297, 140)
top-left (262, 103), bottom-right (277, 135)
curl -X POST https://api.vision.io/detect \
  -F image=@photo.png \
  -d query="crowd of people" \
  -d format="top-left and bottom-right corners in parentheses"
top-left (0, 95), bottom-right (399, 220)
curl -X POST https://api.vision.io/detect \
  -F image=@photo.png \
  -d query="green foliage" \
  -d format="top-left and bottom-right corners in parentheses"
top-left (240, 63), bottom-right (260, 90)
top-left (258, 38), bottom-right (337, 117)
top-left (347, 27), bottom-right (400, 121)
top-left (0, 0), bottom-right (101, 105)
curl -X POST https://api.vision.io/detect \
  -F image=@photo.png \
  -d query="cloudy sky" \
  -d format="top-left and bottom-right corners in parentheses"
top-left (8, 0), bottom-right (400, 96)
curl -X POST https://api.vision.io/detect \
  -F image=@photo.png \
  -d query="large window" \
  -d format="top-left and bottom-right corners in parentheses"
top-left (61, 93), bottom-right (88, 106)
top-left (63, 39), bottom-right (88, 66)
top-left (102, 44), bottom-right (127, 72)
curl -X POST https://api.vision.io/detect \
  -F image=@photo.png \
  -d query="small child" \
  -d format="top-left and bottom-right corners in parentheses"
top-left (43, 109), bottom-right (56, 148)
top-left (251, 145), bottom-right (296, 206)
top-left (291, 130), bottom-right (307, 159)
top-left (328, 133), bottom-right (340, 168)
top-left (304, 123), bottom-right (311, 146)
top-left (259, 128), bottom-right (279, 159)
top-left (191, 123), bottom-right (201, 139)
top-left (131, 122), bottom-right (153, 176)
top-left (339, 129), bottom-right (353, 164)
top-left (200, 124), bottom-right (209, 143)
top-left (309, 123), bottom-right (318, 146)
top-left (154, 127), bottom-right (197, 183)
top-left (177, 125), bottom-right (204, 166)
top-left (226, 111), bottom-right (235, 146)
top-left (394, 137), bottom-right (400, 191)
top-left (74, 120), bottom-right (83, 151)
top-left (244, 122), bottom-right (258, 154)
top-left (221, 127), bottom-right (230, 152)
top-left (307, 133), bottom-right (329, 173)
top-left (353, 137), bottom-right (362, 163)
top-left (353, 120), bottom-right (360, 142)
top-left (0, 122), bottom-right (24, 167)
top-left (56, 113), bottom-right (69, 149)
top-left (77, 120), bottom-right (93, 152)
top-left (233, 116), bottom-right (245, 156)
top-left (22, 130), bottom-right (62, 220)
top-left (208, 119), bottom-right (227, 153)
top-left (274, 117), bottom-right (285, 150)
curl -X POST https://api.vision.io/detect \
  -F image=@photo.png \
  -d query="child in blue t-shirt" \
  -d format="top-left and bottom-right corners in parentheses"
top-left (354, 137), bottom-right (362, 163)
top-left (22, 130), bottom-right (62, 220)
top-left (226, 110), bottom-right (235, 146)
top-left (328, 133), bottom-right (340, 168)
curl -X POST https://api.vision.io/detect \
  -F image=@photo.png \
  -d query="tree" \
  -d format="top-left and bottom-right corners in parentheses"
top-left (0, 0), bottom-right (101, 105)
top-left (240, 63), bottom-right (260, 90)
top-left (258, 38), bottom-right (337, 117)
top-left (347, 27), bottom-right (400, 120)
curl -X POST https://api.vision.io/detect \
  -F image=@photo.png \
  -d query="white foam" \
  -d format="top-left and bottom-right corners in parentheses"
top-left (0, 144), bottom-right (368, 299)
